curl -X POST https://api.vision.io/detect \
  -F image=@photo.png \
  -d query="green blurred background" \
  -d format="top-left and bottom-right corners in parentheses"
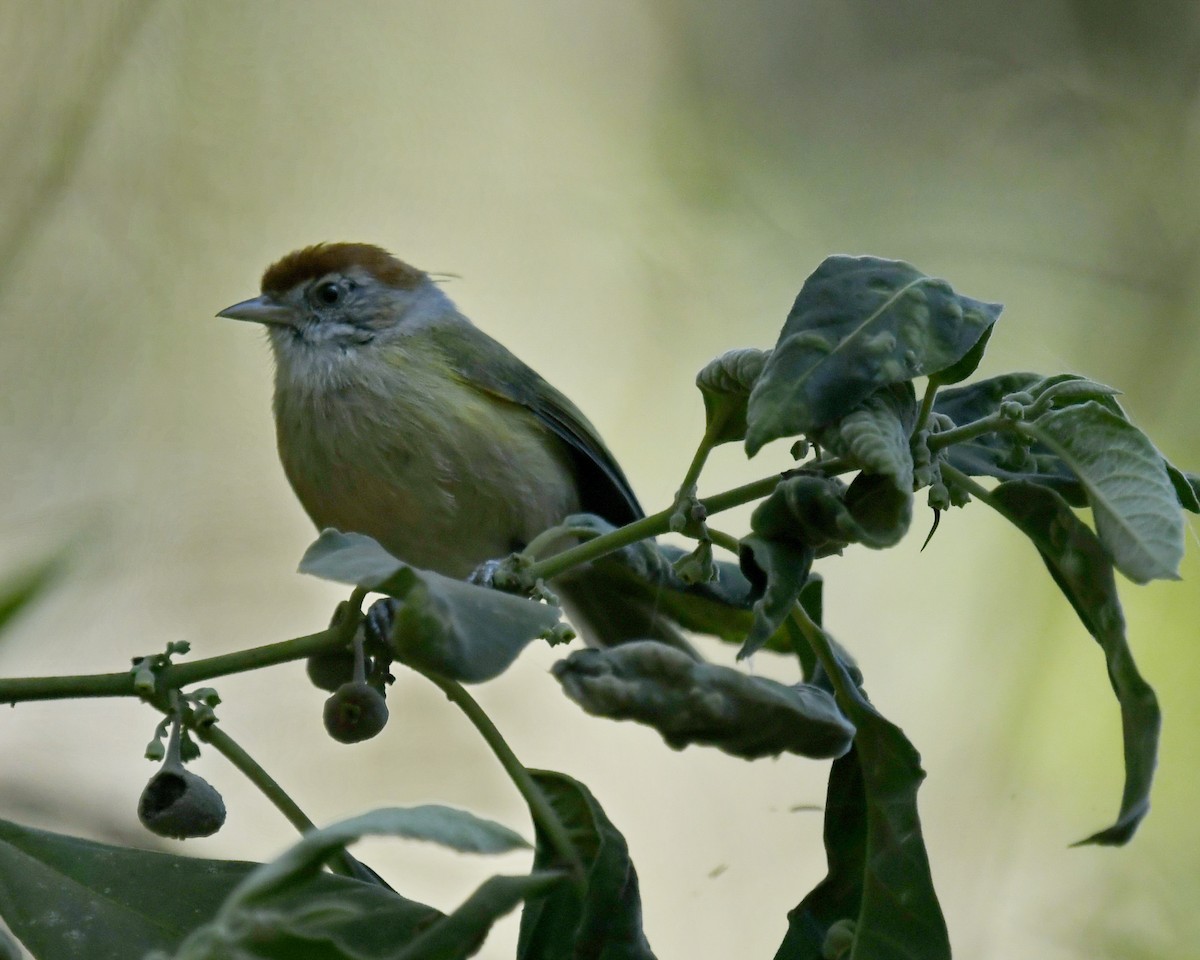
top-left (2, 2), bottom-right (1199, 957)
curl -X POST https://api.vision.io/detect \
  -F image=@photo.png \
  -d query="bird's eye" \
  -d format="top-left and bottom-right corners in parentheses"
top-left (314, 282), bottom-right (342, 305)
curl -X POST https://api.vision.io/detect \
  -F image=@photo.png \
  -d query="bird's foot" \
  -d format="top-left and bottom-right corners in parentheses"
top-left (364, 597), bottom-right (399, 647)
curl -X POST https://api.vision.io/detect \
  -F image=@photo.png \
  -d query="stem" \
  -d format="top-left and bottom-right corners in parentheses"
top-left (0, 625), bottom-right (354, 706)
top-left (526, 455), bottom-right (861, 584)
top-left (926, 413), bottom-right (1010, 453)
top-left (422, 671), bottom-right (586, 891)
top-left (523, 524), bottom-right (602, 562)
top-left (165, 627), bottom-right (348, 688)
top-left (698, 472), bottom-right (799, 515)
top-left (196, 722), bottom-right (358, 879)
top-left (915, 379), bottom-right (938, 434)
top-left (706, 527), bottom-right (742, 557)
top-left (0, 670), bottom-right (135, 703)
top-left (524, 510), bottom-right (671, 582)
top-left (675, 421), bottom-right (722, 505)
top-left (788, 604), bottom-right (860, 712)
top-left (527, 473), bottom-right (788, 582)
top-left (939, 462), bottom-right (996, 506)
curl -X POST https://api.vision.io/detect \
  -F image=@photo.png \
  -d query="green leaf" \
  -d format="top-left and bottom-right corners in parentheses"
top-left (173, 873), bottom-right (556, 960)
top-left (935, 373), bottom-right (1200, 516)
top-left (552, 642), bottom-right (854, 760)
top-left (0, 816), bottom-right (438, 960)
top-left (814, 382), bottom-right (917, 491)
top-left (934, 373), bottom-right (1086, 502)
top-left (1019, 402), bottom-right (1185, 583)
top-left (986, 483), bottom-right (1161, 845)
top-left (745, 255), bottom-right (1002, 453)
top-left (0, 555), bottom-right (63, 637)
top-left (1168, 467), bottom-right (1200, 513)
top-left (518, 771), bottom-right (656, 960)
top-left (773, 749), bottom-right (866, 960)
top-left (695, 348), bottom-right (771, 444)
top-left (228, 807), bottom-right (529, 910)
top-left (927, 322), bottom-right (993, 387)
top-left (300, 530), bottom-right (560, 682)
top-left (776, 662), bottom-right (949, 959)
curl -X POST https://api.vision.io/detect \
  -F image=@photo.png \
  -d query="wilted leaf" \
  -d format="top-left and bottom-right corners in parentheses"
top-left (738, 475), bottom-right (910, 659)
top-left (987, 482), bottom-right (1160, 845)
top-left (843, 471), bottom-right (913, 547)
top-left (739, 534), bottom-right (815, 659)
top-left (518, 771), bottom-right (656, 960)
top-left (300, 530), bottom-right (560, 682)
top-left (695, 348), bottom-right (771, 444)
top-left (751, 473), bottom-right (911, 555)
top-left (552, 642), bottom-right (854, 760)
top-left (1020, 402), bottom-right (1184, 583)
top-left (814, 382), bottom-right (917, 490)
top-left (745, 255), bottom-right (1001, 453)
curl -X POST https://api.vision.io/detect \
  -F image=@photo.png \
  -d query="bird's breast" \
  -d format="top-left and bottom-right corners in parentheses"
top-left (271, 352), bottom-right (580, 577)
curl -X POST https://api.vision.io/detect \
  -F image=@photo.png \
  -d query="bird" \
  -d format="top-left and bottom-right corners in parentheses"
top-left (217, 242), bottom-right (685, 649)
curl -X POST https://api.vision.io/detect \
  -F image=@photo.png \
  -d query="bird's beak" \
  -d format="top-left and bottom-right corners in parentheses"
top-left (216, 295), bottom-right (295, 326)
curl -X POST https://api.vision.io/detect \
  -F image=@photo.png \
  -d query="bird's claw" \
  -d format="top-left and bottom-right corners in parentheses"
top-left (468, 558), bottom-right (503, 588)
top-left (364, 597), bottom-right (399, 647)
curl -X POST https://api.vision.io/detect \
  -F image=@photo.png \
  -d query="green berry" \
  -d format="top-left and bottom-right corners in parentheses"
top-left (138, 766), bottom-right (226, 839)
top-left (306, 649), bottom-right (358, 692)
top-left (323, 681), bottom-right (389, 743)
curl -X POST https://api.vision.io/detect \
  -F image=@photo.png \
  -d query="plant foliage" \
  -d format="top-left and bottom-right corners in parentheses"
top-left (0, 253), bottom-right (1193, 960)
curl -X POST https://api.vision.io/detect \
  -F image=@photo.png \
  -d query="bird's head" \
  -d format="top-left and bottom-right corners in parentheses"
top-left (218, 243), bottom-right (450, 351)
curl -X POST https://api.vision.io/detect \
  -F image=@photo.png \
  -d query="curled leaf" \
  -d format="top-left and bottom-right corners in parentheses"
top-left (738, 474), bottom-right (911, 659)
top-left (695, 348), bottom-right (771, 444)
top-left (751, 473), bottom-right (912, 556)
top-left (815, 382), bottom-right (917, 491)
top-left (552, 641), bottom-right (854, 760)
top-left (739, 534), bottom-right (814, 659)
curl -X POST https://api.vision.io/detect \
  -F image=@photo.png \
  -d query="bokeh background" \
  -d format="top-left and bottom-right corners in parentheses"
top-left (3, 2), bottom-right (1200, 958)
